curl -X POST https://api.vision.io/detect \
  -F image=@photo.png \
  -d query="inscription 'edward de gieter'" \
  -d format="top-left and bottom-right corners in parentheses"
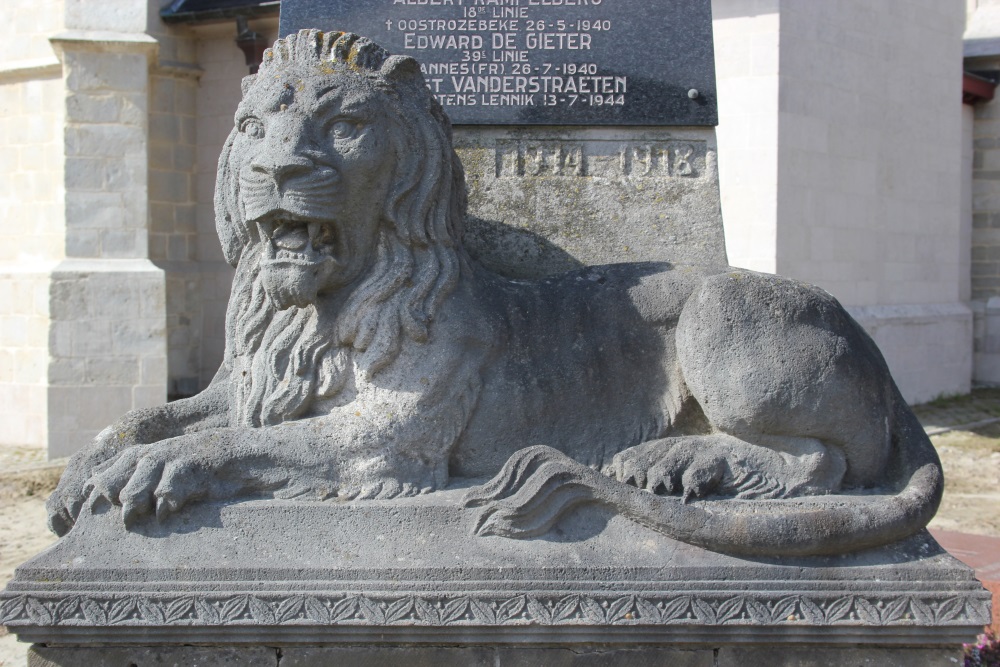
top-left (496, 141), bottom-right (707, 179)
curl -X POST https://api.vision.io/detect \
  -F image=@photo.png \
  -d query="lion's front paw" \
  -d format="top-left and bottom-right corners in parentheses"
top-left (47, 469), bottom-right (91, 537)
top-left (85, 443), bottom-right (209, 527)
top-left (333, 479), bottom-right (426, 501)
top-left (333, 458), bottom-right (446, 501)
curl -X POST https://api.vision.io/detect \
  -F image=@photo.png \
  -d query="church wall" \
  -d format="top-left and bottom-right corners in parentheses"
top-left (0, 0), bottom-right (65, 448)
top-left (776, 0), bottom-right (969, 404)
top-left (147, 19), bottom-right (203, 398)
top-left (46, 22), bottom-right (168, 457)
top-left (965, 50), bottom-right (1000, 384)
top-left (712, 0), bottom-right (781, 275)
top-left (714, 0), bottom-right (971, 403)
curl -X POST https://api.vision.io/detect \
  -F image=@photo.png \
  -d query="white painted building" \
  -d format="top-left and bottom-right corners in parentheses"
top-left (716, 0), bottom-right (972, 405)
top-left (0, 0), bottom-right (984, 458)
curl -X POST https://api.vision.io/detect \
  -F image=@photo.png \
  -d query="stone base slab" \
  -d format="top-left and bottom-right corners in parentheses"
top-left (27, 645), bottom-right (963, 667)
top-left (2, 485), bottom-right (991, 649)
top-left (932, 528), bottom-right (1000, 632)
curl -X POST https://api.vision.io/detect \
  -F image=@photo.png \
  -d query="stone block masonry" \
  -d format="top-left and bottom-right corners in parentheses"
top-left (0, 8), bottom-right (65, 450)
top-left (0, 14), bottom-right (170, 455)
top-left (25, 646), bottom-right (964, 667)
top-left (712, 0), bottom-right (972, 403)
top-left (967, 48), bottom-right (1000, 385)
top-left (46, 260), bottom-right (166, 457)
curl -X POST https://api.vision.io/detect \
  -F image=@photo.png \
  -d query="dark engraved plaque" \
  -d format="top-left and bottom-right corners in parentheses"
top-left (280, 0), bottom-right (718, 126)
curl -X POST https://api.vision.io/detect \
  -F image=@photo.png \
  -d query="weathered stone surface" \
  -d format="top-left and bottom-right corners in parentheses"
top-left (37, 29), bottom-right (951, 563)
top-left (715, 647), bottom-right (963, 667)
top-left (28, 646), bottom-right (276, 667)
top-left (279, 646), bottom-right (497, 667)
top-left (455, 126), bottom-right (727, 277)
top-left (1, 493), bottom-right (990, 646)
top-left (280, 0), bottom-right (718, 126)
top-left (282, 646), bottom-right (714, 667)
top-left (25, 645), bottom-right (968, 667)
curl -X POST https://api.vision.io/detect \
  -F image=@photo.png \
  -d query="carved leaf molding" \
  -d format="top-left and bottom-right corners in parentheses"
top-left (0, 592), bottom-right (990, 628)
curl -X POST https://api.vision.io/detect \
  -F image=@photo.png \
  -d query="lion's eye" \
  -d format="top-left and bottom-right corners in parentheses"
top-left (330, 120), bottom-right (360, 140)
top-left (240, 118), bottom-right (264, 139)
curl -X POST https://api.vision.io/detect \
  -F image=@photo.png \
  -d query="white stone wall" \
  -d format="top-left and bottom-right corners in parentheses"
top-left (0, 270), bottom-right (53, 448)
top-left (0, 0), bottom-right (176, 456)
top-left (45, 22), bottom-right (169, 456)
top-left (147, 17), bottom-right (204, 397)
top-left (713, 0), bottom-right (971, 403)
top-left (0, 0), bottom-right (66, 62)
top-left (774, 1), bottom-right (966, 309)
top-left (47, 260), bottom-right (166, 456)
top-left (0, 0), bottom-right (65, 448)
top-left (965, 0), bottom-right (1000, 385)
top-left (778, 0), bottom-right (969, 404)
top-left (712, 0), bottom-right (780, 273)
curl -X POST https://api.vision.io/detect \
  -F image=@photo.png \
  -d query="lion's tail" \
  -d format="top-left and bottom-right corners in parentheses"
top-left (467, 402), bottom-right (943, 557)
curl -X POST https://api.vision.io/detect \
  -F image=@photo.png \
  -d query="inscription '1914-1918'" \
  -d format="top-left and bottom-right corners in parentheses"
top-left (496, 141), bottom-right (707, 178)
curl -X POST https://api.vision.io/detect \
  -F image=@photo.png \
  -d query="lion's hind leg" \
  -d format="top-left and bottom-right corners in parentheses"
top-left (608, 434), bottom-right (846, 503)
top-left (672, 270), bottom-right (895, 495)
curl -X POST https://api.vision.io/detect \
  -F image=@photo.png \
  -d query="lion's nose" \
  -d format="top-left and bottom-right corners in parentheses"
top-left (250, 156), bottom-right (315, 187)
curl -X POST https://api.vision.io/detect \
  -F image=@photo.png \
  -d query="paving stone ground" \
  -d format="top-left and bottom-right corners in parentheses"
top-left (913, 387), bottom-right (1000, 433)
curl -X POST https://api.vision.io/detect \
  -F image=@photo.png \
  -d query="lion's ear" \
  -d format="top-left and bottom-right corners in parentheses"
top-left (241, 74), bottom-right (257, 97)
top-left (380, 55), bottom-right (421, 83)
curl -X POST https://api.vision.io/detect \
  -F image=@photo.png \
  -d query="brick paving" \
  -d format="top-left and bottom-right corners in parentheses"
top-left (930, 530), bottom-right (1000, 632)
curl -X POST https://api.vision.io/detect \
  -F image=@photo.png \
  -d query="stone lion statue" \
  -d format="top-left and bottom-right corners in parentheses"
top-left (46, 30), bottom-right (942, 557)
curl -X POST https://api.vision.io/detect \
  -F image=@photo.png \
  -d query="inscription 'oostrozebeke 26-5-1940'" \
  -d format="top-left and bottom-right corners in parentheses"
top-left (279, 0), bottom-right (718, 126)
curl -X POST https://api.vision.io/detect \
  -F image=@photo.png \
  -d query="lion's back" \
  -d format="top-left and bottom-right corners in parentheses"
top-left (451, 262), bottom-right (708, 476)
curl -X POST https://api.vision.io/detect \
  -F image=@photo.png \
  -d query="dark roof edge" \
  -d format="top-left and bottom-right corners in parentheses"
top-left (160, 1), bottom-right (280, 25)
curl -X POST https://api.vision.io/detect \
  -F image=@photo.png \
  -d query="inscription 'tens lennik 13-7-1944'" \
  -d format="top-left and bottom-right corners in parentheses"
top-left (279, 0), bottom-right (718, 125)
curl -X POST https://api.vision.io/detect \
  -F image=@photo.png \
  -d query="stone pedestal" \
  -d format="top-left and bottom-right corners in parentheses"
top-left (455, 126), bottom-right (728, 279)
top-left (2, 486), bottom-right (990, 665)
top-left (22, 645), bottom-right (969, 666)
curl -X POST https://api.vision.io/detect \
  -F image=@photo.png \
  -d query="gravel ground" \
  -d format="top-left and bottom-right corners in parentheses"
top-left (0, 449), bottom-right (62, 667)
top-left (1, 394), bottom-right (999, 666)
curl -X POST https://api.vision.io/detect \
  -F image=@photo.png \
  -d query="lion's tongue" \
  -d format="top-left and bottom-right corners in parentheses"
top-left (273, 225), bottom-right (310, 251)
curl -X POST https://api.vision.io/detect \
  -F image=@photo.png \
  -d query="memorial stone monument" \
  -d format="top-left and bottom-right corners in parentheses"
top-left (0, 1), bottom-right (991, 665)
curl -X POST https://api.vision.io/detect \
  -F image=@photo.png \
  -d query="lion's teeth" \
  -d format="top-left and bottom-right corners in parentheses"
top-left (257, 220), bottom-right (275, 240)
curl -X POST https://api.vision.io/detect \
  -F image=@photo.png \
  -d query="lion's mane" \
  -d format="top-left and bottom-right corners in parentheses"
top-left (214, 30), bottom-right (468, 427)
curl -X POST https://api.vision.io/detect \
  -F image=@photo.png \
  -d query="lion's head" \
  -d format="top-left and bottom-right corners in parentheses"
top-left (215, 30), bottom-right (467, 427)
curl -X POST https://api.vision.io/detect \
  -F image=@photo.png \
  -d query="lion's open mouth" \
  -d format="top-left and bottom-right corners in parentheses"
top-left (257, 214), bottom-right (341, 265)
